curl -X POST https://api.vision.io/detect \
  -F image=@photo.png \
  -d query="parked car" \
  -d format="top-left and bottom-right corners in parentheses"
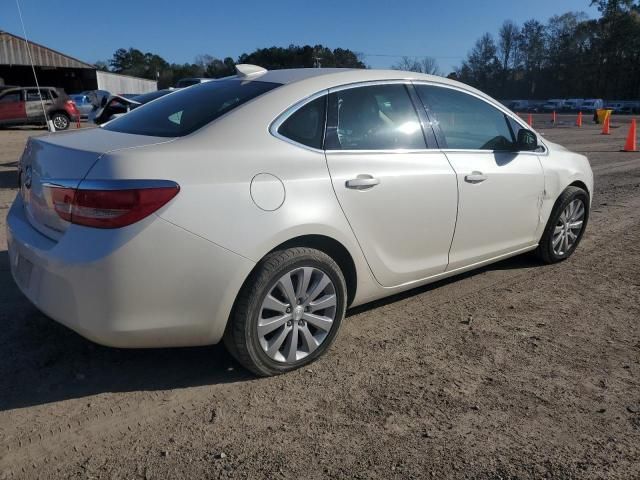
top-left (580, 99), bottom-right (604, 112)
top-left (562, 99), bottom-right (584, 111)
top-left (605, 102), bottom-right (625, 113)
top-left (0, 86), bottom-right (79, 130)
top-left (69, 94), bottom-right (94, 120)
top-left (542, 99), bottom-right (565, 112)
top-left (82, 89), bottom-right (111, 108)
top-left (175, 77), bottom-right (215, 88)
top-left (525, 101), bottom-right (545, 113)
top-left (507, 100), bottom-right (529, 111)
top-left (619, 105), bottom-right (634, 114)
top-left (89, 89), bottom-right (174, 125)
top-left (7, 66), bottom-right (593, 376)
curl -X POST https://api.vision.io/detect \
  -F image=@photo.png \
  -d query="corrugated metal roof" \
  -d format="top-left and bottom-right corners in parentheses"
top-left (0, 31), bottom-right (95, 69)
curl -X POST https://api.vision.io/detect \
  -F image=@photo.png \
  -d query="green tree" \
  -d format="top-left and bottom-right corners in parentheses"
top-left (457, 33), bottom-right (500, 95)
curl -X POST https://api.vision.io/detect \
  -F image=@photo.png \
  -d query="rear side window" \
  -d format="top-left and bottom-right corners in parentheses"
top-left (104, 79), bottom-right (280, 137)
top-left (325, 84), bottom-right (425, 150)
top-left (415, 85), bottom-right (514, 150)
top-left (277, 96), bottom-right (326, 149)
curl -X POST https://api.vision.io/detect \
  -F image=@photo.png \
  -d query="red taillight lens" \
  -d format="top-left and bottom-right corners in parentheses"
top-left (49, 184), bottom-right (179, 228)
top-left (66, 100), bottom-right (80, 115)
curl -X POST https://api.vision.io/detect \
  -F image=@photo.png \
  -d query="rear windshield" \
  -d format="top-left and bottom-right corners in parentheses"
top-left (130, 90), bottom-right (172, 104)
top-left (103, 79), bottom-right (280, 137)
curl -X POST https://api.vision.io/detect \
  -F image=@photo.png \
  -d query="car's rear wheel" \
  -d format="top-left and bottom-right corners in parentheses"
top-left (536, 186), bottom-right (589, 264)
top-left (51, 112), bottom-right (70, 130)
top-left (224, 247), bottom-right (347, 376)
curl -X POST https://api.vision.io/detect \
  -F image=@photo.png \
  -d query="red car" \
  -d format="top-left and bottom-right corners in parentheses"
top-left (0, 86), bottom-right (79, 130)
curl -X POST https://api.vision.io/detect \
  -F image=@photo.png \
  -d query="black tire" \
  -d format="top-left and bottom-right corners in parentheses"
top-left (536, 186), bottom-right (589, 264)
top-left (51, 112), bottom-right (70, 130)
top-left (224, 247), bottom-right (347, 377)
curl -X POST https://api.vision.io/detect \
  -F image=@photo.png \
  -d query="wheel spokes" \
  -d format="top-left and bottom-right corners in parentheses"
top-left (309, 294), bottom-right (337, 312)
top-left (302, 312), bottom-right (333, 332)
top-left (552, 198), bottom-right (586, 256)
top-left (258, 314), bottom-right (290, 336)
top-left (259, 266), bottom-right (337, 363)
top-left (305, 274), bottom-right (331, 306)
top-left (277, 274), bottom-right (298, 306)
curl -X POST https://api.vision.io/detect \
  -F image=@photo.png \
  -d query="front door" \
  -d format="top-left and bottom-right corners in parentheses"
top-left (0, 91), bottom-right (26, 122)
top-left (324, 82), bottom-right (458, 287)
top-left (414, 84), bottom-right (544, 270)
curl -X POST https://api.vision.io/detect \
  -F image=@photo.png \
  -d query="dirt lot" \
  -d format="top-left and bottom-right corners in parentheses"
top-left (1, 116), bottom-right (639, 479)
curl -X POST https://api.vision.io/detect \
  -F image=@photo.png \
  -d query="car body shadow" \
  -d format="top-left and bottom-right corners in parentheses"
top-left (0, 249), bottom-right (542, 412)
top-left (348, 252), bottom-right (541, 316)
top-left (0, 250), bottom-right (251, 412)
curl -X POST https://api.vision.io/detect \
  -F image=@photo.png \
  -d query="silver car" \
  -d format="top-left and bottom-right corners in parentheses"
top-left (7, 65), bottom-right (593, 376)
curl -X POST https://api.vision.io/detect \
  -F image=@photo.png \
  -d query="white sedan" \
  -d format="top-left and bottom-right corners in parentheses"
top-left (7, 65), bottom-right (593, 376)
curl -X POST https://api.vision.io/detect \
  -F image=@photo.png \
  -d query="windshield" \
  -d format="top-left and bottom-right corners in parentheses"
top-left (103, 79), bottom-right (280, 137)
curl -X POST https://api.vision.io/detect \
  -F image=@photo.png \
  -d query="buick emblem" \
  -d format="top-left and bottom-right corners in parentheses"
top-left (23, 166), bottom-right (32, 189)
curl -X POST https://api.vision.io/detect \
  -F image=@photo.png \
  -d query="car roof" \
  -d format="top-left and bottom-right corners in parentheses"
top-left (254, 67), bottom-right (450, 86)
top-left (246, 67), bottom-right (496, 104)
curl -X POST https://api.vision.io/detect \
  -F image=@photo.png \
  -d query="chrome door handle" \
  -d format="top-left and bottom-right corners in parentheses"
top-left (464, 171), bottom-right (488, 184)
top-left (345, 175), bottom-right (380, 190)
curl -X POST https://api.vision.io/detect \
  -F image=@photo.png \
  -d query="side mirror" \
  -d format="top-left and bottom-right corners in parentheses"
top-left (516, 129), bottom-right (538, 151)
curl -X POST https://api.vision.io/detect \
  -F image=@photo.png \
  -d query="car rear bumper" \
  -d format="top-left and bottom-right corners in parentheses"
top-left (7, 195), bottom-right (255, 348)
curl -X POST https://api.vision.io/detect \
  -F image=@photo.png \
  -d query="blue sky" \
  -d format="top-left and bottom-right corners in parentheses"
top-left (4, 0), bottom-right (598, 73)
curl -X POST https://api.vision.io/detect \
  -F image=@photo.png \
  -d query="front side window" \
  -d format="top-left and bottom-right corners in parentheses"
top-left (104, 79), bottom-right (280, 137)
top-left (415, 85), bottom-right (515, 150)
top-left (325, 84), bottom-right (425, 150)
top-left (277, 95), bottom-right (326, 149)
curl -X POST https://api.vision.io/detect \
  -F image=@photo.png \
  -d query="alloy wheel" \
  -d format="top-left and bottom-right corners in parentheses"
top-left (552, 198), bottom-right (585, 256)
top-left (52, 114), bottom-right (69, 130)
top-left (258, 267), bottom-right (337, 363)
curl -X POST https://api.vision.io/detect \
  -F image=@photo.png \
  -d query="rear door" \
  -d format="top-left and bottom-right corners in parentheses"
top-left (25, 88), bottom-right (53, 121)
top-left (414, 83), bottom-right (544, 270)
top-left (0, 90), bottom-right (26, 122)
top-left (324, 82), bottom-right (458, 287)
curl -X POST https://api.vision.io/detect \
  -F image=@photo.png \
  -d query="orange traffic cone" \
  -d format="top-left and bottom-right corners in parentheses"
top-left (622, 119), bottom-right (638, 152)
top-left (576, 111), bottom-right (582, 127)
top-left (528, 113), bottom-right (533, 127)
top-left (602, 113), bottom-right (611, 135)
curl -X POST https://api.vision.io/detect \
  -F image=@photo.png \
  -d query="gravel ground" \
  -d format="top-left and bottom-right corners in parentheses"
top-left (0, 116), bottom-right (639, 479)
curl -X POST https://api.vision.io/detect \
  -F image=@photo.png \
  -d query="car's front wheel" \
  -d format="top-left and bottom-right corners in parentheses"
top-left (51, 112), bottom-right (70, 130)
top-left (537, 186), bottom-right (589, 264)
top-left (224, 247), bottom-right (347, 376)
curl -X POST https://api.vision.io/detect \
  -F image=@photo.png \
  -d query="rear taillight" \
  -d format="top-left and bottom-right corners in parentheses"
top-left (47, 182), bottom-right (179, 228)
top-left (66, 100), bottom-right (80, 115)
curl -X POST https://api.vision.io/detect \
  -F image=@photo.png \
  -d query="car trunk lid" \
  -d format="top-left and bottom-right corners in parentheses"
top-left (19, 128), bottom-right (172, 240)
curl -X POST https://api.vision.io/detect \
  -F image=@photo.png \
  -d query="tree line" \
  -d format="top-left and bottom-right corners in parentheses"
top-left (97, 0), bottom-right (639, 99)
top-left (97, 45), bottom-right (365, 89)
top-left (454, 0), bottom-right (640, 100)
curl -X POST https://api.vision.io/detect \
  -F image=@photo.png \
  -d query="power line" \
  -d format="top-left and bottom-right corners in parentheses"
top-left (15, 0), bottom-right (52, 131)
top-left (361, 53), bottom-right (465, 59)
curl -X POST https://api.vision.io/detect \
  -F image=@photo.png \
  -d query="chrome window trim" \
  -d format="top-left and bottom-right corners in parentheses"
top-left (326, 149), bottom-right (445, 155)
top-left (269, 89), bottom-right (329, 154)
